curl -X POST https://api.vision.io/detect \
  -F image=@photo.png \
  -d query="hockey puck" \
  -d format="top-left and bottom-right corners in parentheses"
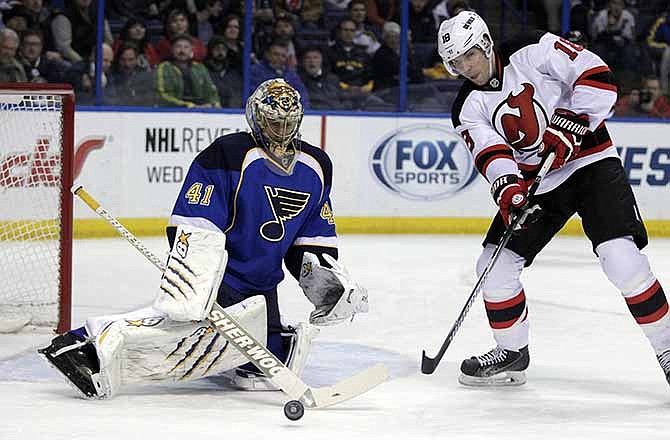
top-left (283, 400), bottom-right (305, 421)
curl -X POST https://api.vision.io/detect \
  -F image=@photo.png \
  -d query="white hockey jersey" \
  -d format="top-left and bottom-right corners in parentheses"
top-left (451, 31), bottom-right (619, 195)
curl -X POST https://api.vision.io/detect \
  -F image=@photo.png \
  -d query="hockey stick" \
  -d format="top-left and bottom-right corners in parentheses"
top-left (72, 185), bottom-right (389, 409)
top-left (421, 151), bottom-right (556, 374)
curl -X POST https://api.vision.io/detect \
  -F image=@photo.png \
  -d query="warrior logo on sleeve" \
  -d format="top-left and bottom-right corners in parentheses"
top-left (492, 83), bottom-right (548, 152)
top-left (260, 186), bottom-right (310, 242)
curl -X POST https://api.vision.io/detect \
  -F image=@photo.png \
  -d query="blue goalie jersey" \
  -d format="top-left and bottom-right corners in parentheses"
top-left (170, 132), bottom-right (337, 293)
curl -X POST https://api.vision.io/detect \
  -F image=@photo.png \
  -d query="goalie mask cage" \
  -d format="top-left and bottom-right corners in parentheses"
top-left (0, 84), bottom-right (74, 333)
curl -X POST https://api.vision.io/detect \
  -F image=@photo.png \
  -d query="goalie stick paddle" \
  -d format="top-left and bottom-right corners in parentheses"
top-left (420, 151), bottom-right (556, 375)
top-left (71, 185), bottom-right (389, 409)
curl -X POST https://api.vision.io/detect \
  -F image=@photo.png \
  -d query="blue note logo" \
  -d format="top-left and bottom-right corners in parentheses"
top-left (260, 186), bottom-right (310, 241)
top-left (370, 124), bottom-right (478, 201)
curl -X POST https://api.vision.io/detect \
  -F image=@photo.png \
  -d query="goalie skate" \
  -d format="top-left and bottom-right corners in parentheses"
top-left (459, 346), bottom-right (529, 387)
top-left (38, 333), bottom-right (104, 399)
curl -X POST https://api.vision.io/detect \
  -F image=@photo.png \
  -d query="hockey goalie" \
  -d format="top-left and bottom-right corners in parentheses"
top-left (38, 79), bottom-right (369, 399)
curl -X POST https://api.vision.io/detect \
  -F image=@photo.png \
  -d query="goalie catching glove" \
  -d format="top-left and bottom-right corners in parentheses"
top-left (298, 252), bottom-right (369, 326)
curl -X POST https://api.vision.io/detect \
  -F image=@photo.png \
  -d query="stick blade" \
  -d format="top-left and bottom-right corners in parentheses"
top-left (306, 363), bottom-right (390, 409)
top-left (421, 350), bottom-right (439, 375)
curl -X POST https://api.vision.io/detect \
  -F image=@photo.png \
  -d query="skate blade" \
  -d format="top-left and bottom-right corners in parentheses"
top-left (38, 348), bottom-right (101, 400)
top-left (458, 371), bottom-right (526, 387)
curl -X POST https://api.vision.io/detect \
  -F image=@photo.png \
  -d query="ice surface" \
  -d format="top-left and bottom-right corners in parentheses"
top-left (1, 235), bottom-right (670, 439)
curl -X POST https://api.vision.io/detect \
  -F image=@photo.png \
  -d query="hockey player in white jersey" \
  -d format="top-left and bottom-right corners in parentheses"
top-left (438, 11), bottom-right (670, 386)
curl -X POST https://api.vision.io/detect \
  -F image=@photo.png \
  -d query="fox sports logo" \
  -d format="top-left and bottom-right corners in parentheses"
top-left (370, 124), bottom-right (477, 201)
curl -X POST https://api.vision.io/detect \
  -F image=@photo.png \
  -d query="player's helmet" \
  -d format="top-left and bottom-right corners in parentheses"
top-left (437, 11), bottom-right (493, 75)
top-left (246, 78), bottom-right (304, 174)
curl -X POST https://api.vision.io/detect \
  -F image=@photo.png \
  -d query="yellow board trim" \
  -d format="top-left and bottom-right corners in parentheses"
top-left (65, 217), bottom-right (670, 239)
top-left (337, 217), bottom-right (670, 237)
top-left (74, 218), bottom-right (169, 238)
top-left (336, 217), bottom-right (670, 236)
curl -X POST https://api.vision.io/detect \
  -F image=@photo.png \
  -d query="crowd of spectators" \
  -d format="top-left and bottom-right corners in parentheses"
top-left (563, 0), bottom-right (670, 117)
top-left (0, 0), bottom-right (473, 110)
top-left (1, 0), bottom-right (670, 117)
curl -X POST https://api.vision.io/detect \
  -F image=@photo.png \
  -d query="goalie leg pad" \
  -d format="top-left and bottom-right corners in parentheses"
top-left (51, 297), bottom-right (267, 398)
top-left (299, 252), bottom-right (368, 326)
top-left (153, 224), bottom-right (228, 322)
top-left (285, 322), bottom-right (319, 377)
top-left (120, 297), bottom-right (267, 388)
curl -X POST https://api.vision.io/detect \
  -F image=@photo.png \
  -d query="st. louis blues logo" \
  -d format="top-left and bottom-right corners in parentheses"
top-left (260, 185), bottom-right (310, 241)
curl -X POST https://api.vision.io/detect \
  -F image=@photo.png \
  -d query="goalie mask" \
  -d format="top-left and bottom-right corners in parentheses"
top-left (246, 78), bottom-right (304, 175)
top-left (437, 11), bottom-right (493, 76)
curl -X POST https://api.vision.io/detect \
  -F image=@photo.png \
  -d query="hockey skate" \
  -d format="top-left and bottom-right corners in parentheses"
top-left (459, 345), bottom-right (529, 386)
top-left (221, 323), bottom-right (318, 391)
top-left (657, 349), bottom-right (670, 385)
top-left (38, 333), bottom-right (103, 399)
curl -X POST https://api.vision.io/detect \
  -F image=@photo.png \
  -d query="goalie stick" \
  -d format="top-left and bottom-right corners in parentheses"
top-left (421, 151), bottom-right (556, 375)
top-left (72, 185), bottom-right (389, 409)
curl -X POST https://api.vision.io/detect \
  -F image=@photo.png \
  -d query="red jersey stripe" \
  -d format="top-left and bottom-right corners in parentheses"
top-left (575, 80), bottom-right (618, 93)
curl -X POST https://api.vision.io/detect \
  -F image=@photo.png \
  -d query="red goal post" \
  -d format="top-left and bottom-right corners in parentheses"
top-left (0, 83), bottom-right (74, 333)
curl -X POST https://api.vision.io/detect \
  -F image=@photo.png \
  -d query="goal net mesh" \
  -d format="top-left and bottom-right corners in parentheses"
top-left (0, 93), bottom-right (67, 329)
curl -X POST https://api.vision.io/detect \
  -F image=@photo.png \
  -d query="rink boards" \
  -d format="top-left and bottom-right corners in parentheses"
top-left (23, 110), bottom-right (670, 237)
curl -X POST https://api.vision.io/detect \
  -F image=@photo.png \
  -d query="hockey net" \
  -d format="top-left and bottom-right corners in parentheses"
top-left (0, 84), bottom-right (74, 333)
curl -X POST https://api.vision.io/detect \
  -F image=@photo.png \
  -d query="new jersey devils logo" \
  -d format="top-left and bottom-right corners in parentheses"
top-left (492, 83), bottom-right (548, 152)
